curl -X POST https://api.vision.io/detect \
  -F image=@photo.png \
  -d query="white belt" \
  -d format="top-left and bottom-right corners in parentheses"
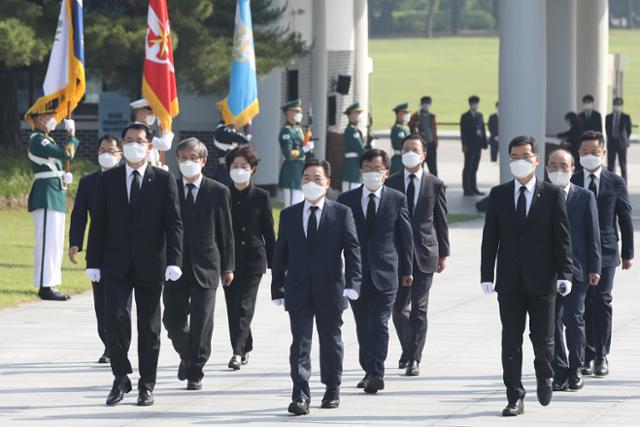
top-left (219, 158), bottom-right (226, 165)
top-left (34, 171), bottom-right (64, 180)
top-left (28, 152), bottom-right (58, 170)
top-left (345, 152), bottom-right (358, 158)
top-left (393, 150), bottom-right (401, 155)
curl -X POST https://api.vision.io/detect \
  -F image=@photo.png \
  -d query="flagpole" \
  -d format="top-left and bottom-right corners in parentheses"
top-left (65, 100), bottom-right (71, 174)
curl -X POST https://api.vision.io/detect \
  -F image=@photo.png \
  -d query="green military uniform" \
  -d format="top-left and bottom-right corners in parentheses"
top-left (390, 103), bottom-right (410, 174)
top-left (278, 122), bottom-right (306, 190)
top-left (341, 103), bottom-right (366, 184)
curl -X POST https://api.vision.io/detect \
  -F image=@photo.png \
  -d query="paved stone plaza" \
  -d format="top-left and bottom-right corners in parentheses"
top-left (1, 142), bottom-right (638, 426)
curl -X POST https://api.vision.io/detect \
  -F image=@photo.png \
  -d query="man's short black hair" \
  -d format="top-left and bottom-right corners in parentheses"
top-left (582, 94), bottom-right (594, 103)
top-left (420, 96), bottom-right (432, 104)
top-left (613, 97), bottom-right (624, 105)
top-left (579, 130), bottom-right (605, 147)
top-left (360, 148), bottom-right (390, 170)
top-left (97, 134), bottom-right (122, 150)
top-left (401, 133), bottom-right (426, 148)
top-left (468, 95), bottom-right (480, 104)
top-left (508, 135), bottom-right (539, 155)
top-left (121, 123), bottom-right (153, 141)
top-left (302, 157), bottom-right (332, 178)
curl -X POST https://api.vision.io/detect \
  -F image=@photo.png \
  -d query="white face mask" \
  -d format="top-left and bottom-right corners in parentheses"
top-left (123, 143), bottom-right (148, 164)
top-left (470, 103), bottom-right (479, 112)
top-left (548, 171), bottom-right (572, 187)
top-left (302, 181), bottom-right (326, 201)
top-left (422, 103), bottom-right (430, 111)
top-left (145, 114), bottom-right (157, 126)
top-left (362, 171), bottom-right (384, 191)
top-left (179, 160), bottom-right (202, 178)
top-left (293, 112), bottom-right (303, 123)
top-left (402, 151), bottom-right (422, 169)
top-left (98, 153), bottom-right (119, 169)
top-left (45, 117), bottom-right (57, 132)
top-left (580, 154), bottom-right (602, 171)
top-left (230, 168), bottom-right (251, 184)
top-left (583, 103), bottom-right (593, 111)
top-left (613, 105), bottom-right (623, 113)
top-left (509, 159), bottom-right (534, 179)
top-left (402, 113), bottom-right (411, 123)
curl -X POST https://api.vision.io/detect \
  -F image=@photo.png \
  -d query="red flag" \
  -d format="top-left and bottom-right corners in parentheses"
top-left (142, 0), bottom-right (179, 131)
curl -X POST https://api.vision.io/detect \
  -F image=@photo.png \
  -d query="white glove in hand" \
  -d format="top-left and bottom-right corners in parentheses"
top-left (63, 172), bottom-right (73, 185)
top-left (302, 140), bottom-right (314, 153)
top-left (343, 289), bottom-right (359, 300)
top-left (480, 282), bottom-right (494, 294)
top-left (557, 280), bottom-right (572, 297)
top-left (64, 119), bottom-right (75, 132)
top-left (86, 268), bottom-right (101, 283)
top-left (161, 130), bottom-right (174, 148)
top-left (272, 298), bottom-right (284, 306)
top-left (165, 265), bottom-right (182, 282)
top-left (161, 164), bottom-right (169, 171)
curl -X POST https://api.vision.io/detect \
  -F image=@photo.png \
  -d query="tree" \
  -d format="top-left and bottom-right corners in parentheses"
top-left (450, 0), bottom-right (463, 35)
top-left (425, 0), bottom-right (440, 38)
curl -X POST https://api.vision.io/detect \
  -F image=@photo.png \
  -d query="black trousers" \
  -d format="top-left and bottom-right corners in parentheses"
top-left (498, 292), bottom-right (555, 404)
top-left (392, 271), bottom-right (433, 363)
top-left (224, 272), bottom-right (262, 355)
top-left (93, 281), bottom-right (131, 353)
top-left (607, 140), bottom-right (628, 183)
top-left (553, 281), bottom-right (588, 379)
top-left (585, 266), bottom-right (615, 362)
top-left (350, 279), bottom-right (396, 378)
top-left (462, 147), bottom-right (481, 194)
top-left (289, 301), bottom-right (344, 401)
top-left (489, 137), bottom-right (498, 162)
top-left (104, 269), bottom-right (163, 391)
top-left (425, 143), bottom-right (438, 177)
top-left (162, 267), bottom-right (217, 382)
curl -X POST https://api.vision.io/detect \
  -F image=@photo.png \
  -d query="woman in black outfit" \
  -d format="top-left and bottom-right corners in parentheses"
top-left (224, 145), bottom-right (276, 370)
top-left (558, 112), bottom-right (583, 169)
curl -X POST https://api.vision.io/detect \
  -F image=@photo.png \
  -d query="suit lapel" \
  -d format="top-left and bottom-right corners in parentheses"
top-left (312, 200), bottom-right (331, 249)
top-left (118, 166), bottom-right (129, 208)
top-left (352, 186), bottom-right (367, 232)
top-left (526, 180), bottom-right (543, 222)
top-left (134, 164), bottom-right (155, 210)
top-left (413, 171), bottom-right (429, 222)
top-left (373, 187), bottom-right (390, 231)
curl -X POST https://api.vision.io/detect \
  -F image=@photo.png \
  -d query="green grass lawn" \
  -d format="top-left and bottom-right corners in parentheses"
top-left (370, 30), bottom-right (640, 129)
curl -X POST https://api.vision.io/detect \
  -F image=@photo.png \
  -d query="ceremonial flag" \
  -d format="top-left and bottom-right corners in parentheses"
top-left (217, 0), bottom-right (259, 128)
top-left (142, 0), bottom-right (179, 131)
top-left (25, 0), bottom-right (85, 122)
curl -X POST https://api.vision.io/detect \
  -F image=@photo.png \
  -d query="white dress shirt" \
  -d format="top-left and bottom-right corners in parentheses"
top-left (513, 176), bottom-right (536, 216)
top-left (404, 167), bottom-right (423, 207)
top-left (125, 162), bottom-right (148, 201)
top-left (562, 182), bottom-right (572, 200)
top-left (183, 174), bottom-right (203, 202)
top-left (303, 197), bottom-right (325, 237)
top-left (583, 166), bottom-right (602, 196)
top-left (361, 186), bottom-right (383, 217)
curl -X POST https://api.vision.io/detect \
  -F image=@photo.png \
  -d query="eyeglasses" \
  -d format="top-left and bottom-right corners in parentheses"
top-left (123, 139), bottom-right (148, 145)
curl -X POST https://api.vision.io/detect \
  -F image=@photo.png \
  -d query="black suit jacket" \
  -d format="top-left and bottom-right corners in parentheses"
top-left (571, 169), bottom-right (634, 267)
top-left (178, 177), bottom-right (234, 288)
top-left (271, 199), bottom-right (362, 312)
top-left (460, 110), bottom-right (487, 149)
top-left (229, 184), bottom-right (275, 275)
top-left (488, 113), bottom-right (499, 140)
top-left (578, 110), bottom-right (603, 132)
top-left (481, 180), bottom-right (573, 295)
top-left (337, 186), bottom-right (413, 292)
top-left (566, 184), bottom-right (601, 283)
top-left (605, 112), bottom-right (632, 147)
top-left (87, 164), bottom-right (183, 283)
top-left (69, 170), bottom-right (101, 251)
top-left (386, 171), bottom-right (450, 273)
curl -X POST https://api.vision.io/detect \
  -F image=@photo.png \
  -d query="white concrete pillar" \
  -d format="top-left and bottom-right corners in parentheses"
top-left (576, 0), bottom-right (609, 119)
top-left (354, 0), bottom-right (369, 133)
top-left (311, 0), bottom-right (328, 159)
top-left (498, 0), bottom-right (547, 183)
top-left (546, 0), bottom-right (577, 134)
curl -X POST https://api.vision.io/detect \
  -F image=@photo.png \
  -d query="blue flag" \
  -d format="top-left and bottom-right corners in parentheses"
top-left (217, 0), bottom-right (259, 128)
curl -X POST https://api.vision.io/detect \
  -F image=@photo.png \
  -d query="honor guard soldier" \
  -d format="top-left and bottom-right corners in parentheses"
top-left (390, 103), bottom-right (411, 174)
top-left (27, 110), bottom-right (80, 301)
top-left (341, 102), bottom-right (366, 192)
top-left (278, 99), bottom-right (311, 207)
top-left (130, 98), bottom-right (174, 168)
top-left (207, 119), bottom-right (250, 186)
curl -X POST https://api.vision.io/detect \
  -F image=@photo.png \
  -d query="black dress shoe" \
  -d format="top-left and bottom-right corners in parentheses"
top-left (178, 360), bottom-right (188, 381)
top-left (187, 379), bottom-right (202, 390)
top-left (474, 190), bottom-right (485, 196)
top-left (98, 349), bottom-right (110, 364)
top-left (38, 286), bottom-right (70, 301)
top-left (321, 387), bottom-right (340, 409)
top-left (287, 399), bottom-right (310, 415)
top-left (594, 357), bottom-right (609, 376)
top-left (502, 399), bottom-right (524, 417)
top-left (553, 377), bottom-right (569, 391)
top-left (536, 377), bottom-right (553, 406)
top-left (581, 360), bottom-right (594, 376)
top-left (398, 359), bottom-right (408, 369)
top-left (137, 388), bottom-right (154, 406)
top-left (364, 376), bottom-right (384, 394)
top-left (106, 377), bottom-right (131, 406)
top-left (356, 374), bottom-right (370, 388)
top-left (241, 353), bottom-right (249, 365)
top-left (405, 360), bottom-right (419, 376)
top-left (569, 368), bottom-right (584, 390)
top-left (228, 355), bottom-right (241, 370)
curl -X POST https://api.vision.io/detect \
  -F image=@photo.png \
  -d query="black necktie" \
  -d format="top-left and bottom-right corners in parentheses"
top-left (184, 183), bottom-right (196, 221)
top-left (130, 170), bottom-right (140, 206)
top-left (516, 185), bottom-right (527, 226)
top-left (307, 206), bottom-right (318, 242)
top-left (589, 174), bottom-right (597, 198)
top-left (366, 193), bottom-right (376, 231)
top-left (407, 174), bottom-right (416, 218)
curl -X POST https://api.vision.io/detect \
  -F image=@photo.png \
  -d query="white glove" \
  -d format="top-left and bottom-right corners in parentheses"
top-left (63, 119), bottom-right (75, 132)
top-left (343, 289), bottom-right (359, 300)
top-left (480, 282), bottom-right (494, 294)
top-left (165, 265), bottom-right (182, 282)
top-left (86, 268), bottom-right (101, 283)
top-left (272, 298), bottom-right (284, 306)
top-left (63, 172), bottom-right (73, 185)
top-left (557, 280), bottom-right (572, 297)
top-left (161, 130), bottom-right (174, 149)
top-left (161, 164), bottom-right (169, 171)
top-left (302, 140), bottom-right (314, 153)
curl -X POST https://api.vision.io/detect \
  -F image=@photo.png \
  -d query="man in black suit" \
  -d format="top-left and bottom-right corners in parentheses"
top-left (162, 138), bottom-right (235, 391)
top-left (69, 135), bottom-right (123, 364)
top-left (488, 102), bottom-right (499, 162)
top-left (386, 135), bottom-right (450, 376)
top-left (272, 158), bottom-right (362, 415)
top-left (337, 149), bottom-right (414, 394)
top-left (86, 123), bottom-right (183, 407)
top-left (460, 95), bottom-right (487, 196)
top-left (571, 131), bottom-right (634, 377)
top-left (578, 94), bottom-right (603, 133)
top-left (481, 136), bottom-right (573, 417)
top-left (605, 97), bottom-right (632, 183)
top-left (546, 148), bottom-right (601, 392)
